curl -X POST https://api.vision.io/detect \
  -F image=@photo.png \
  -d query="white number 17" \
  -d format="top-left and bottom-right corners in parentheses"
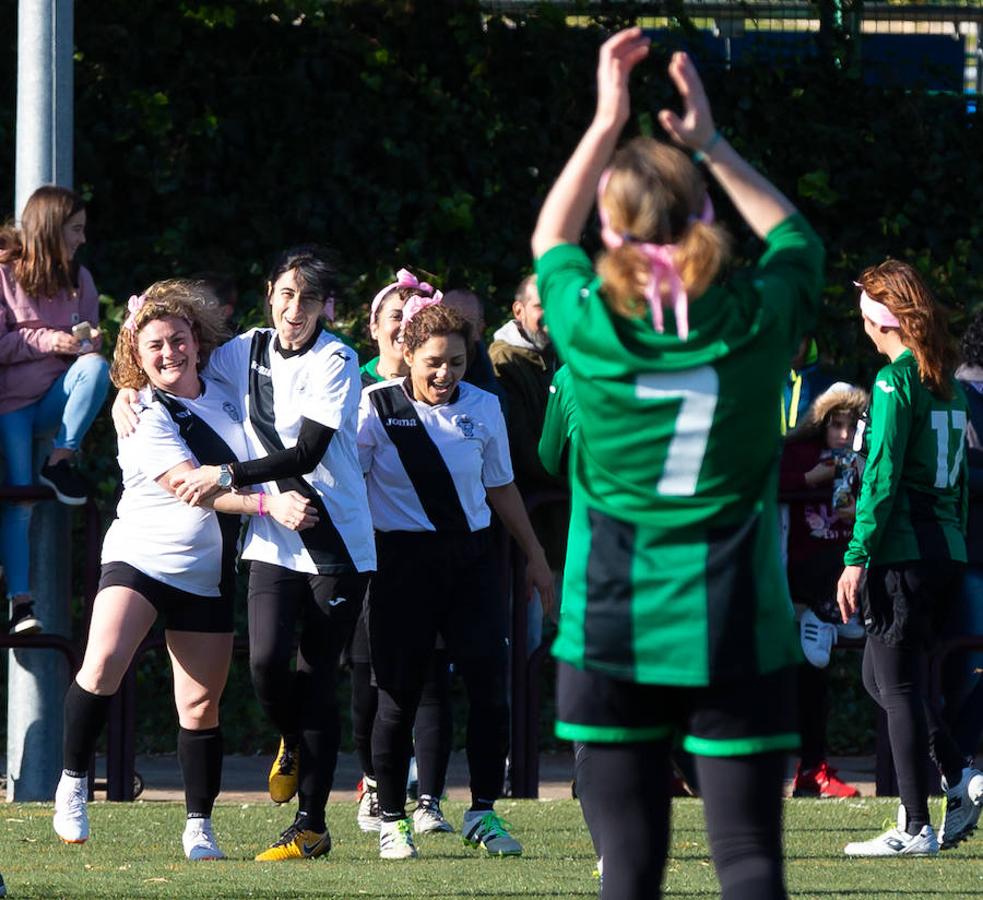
top-left (635, 366), bottom-right (719, 497)
top-left (930, 409), bottom-right (967, 489)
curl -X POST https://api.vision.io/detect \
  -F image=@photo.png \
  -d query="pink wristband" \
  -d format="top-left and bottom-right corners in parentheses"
top-left (258, 492), bottom-right (266, 517)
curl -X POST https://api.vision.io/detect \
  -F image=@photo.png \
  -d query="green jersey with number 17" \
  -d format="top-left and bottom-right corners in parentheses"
top-left (845, 350), bottom-right (967, 567)
top-left (536, 214), bottom-right (825, 686)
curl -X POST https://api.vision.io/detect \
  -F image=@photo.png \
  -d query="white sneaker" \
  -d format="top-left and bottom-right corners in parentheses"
top-left (800, 609), bottom-right (836, 668)
top-left (53, 772), bottom-right (89, 843)
top-left (413, 797), bottom-right (454, 834)
top-left (357, 778), bottom-right (381, 833)
top-left (844, 806), bottom-right (938, 857)
top-left (379, 818), bottom-right (418, 860)
top-left (939, 767), bottom-right (983, 849)
top-left (462, 809), bottom-right (522, 856)
top-left (182, 817), bottom-right (226, 861)
top-left (836, 614), bottom-right (866, 642)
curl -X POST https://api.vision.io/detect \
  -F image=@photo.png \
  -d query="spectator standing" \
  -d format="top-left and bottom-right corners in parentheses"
top-left (780, 383), bottom-right (867, 799)
top-left (0, 186), bottom-right (110, 634)
top-left (489, 275), bottom-right (566, 650)
top-left (442, 288), bottom-right (507, 407)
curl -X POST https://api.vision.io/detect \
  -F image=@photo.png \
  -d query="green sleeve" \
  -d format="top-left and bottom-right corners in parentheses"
top-left (844, 374), bottom-right (912, 566)
top-left (539, 367), bottom-right (572, 478)
top-left (754, 213), bottom-right (826, 359)
top-left (535, 243), bottom-right (598, 364)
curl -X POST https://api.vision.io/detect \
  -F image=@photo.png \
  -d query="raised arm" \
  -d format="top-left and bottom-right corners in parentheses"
top-left (531, 28), bottom-right (651, 259)
top-left (657, 52), bottom-right (795, 238)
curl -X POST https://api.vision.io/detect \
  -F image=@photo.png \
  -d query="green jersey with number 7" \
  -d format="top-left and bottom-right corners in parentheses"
top-left (535, 214), bottom-right (825, 686)
top-left (845, 350), bottom-right (967, 568)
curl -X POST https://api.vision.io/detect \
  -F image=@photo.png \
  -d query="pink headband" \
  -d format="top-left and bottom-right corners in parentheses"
top-left (124, 293), bottom-right (147, 331)
top-left (597, 169), bottom-right (714, 341)
top-left (400, 292), bottom-right (444, 333)
top-left (855, 283), bottom-right (900, 328)
top-left (370, 268), bottom-right (437, 321)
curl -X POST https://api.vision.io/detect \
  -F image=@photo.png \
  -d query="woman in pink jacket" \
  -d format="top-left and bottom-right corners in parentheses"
top-left (0, 186), bottom-right (109, 634)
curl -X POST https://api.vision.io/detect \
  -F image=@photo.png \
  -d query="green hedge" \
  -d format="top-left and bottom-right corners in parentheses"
top-left (2, 0), bottom-right (982, 753)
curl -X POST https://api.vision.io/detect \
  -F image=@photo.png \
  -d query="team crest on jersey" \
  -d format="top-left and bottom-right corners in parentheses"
top-left (455, 415), bottom-right (476, 439)
top-left (223, 401), bottom-right (241, 423)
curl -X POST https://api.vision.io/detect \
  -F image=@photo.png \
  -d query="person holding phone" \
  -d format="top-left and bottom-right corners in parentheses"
top-left (0, 185), bottom-right (109, 634)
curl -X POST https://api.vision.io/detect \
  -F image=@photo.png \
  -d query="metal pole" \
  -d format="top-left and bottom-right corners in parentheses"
top-left (8, 0), bottom-right (75, 801)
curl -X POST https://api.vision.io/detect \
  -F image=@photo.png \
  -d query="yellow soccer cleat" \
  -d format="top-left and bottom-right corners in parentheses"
top-left (254, 822), bottom-right (331, 861)
top-left (267, 738), bottom-right (298, 804)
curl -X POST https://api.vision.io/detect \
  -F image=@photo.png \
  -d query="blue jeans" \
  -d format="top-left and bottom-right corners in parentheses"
top-left (0, 353), bottom-right (110, 596)
top-left (942, 564), bottom-right (983, 758)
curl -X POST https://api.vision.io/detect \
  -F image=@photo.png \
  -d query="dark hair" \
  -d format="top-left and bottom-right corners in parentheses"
top-left (961, 307), bottom-right (983, 369)
top-left (0, 185), bottom-right (86, 298)
top-left (858, 259), bottom-right (956, 400)
top-left (266, 244), bottom-right (340, 306)
top-left (402, 304), bottom-right (470, 354)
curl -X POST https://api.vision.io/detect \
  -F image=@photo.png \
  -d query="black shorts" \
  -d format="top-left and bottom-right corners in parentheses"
top-left (863, 561), bottom-right (965, 648)
top-left (98, 561), bottom-right (234, 633)
top-left (368, 528), bottom-right (506, 692)
top-left (556, 661), bottom-right (799, 756)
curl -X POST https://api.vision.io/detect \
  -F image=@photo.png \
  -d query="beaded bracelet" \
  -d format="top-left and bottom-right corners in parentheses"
top-left (692, 130), bottom-right (722, 165)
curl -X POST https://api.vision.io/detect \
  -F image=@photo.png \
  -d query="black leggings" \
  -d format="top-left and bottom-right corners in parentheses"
top-left (248, 562), bottom-right (363, 826)
top-left (862, 637), bottom-right (965, 831)
top-left (350, 654), bottom-right (453, 798)
top-left (372, 653), bottom-right (507, 818)
top-left (576, 742), bottom-right (787, 900)
top-left (797, 662), bottom-right (828, 770)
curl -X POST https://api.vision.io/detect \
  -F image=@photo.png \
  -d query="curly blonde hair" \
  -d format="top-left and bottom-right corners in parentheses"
top-left (110, 279), bottom-right (229, 390)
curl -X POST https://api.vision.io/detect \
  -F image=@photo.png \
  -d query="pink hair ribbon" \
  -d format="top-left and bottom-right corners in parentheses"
top-left (124, 293), bottom-right (147, 332)
top-left (370, 268), bottom-right (437, 321)
top-left (596, 169), bottom-right (714, 341)
top-left (400, 291), bottom-right (444, 332)
top-left (855, 282), bottom-right (900, 328)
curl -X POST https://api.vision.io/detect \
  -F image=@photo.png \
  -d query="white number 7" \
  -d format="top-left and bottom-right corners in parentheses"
top-left (930, 409), bottom-right (967, 489)
top-left (635, 366), bottom-right (719, 496)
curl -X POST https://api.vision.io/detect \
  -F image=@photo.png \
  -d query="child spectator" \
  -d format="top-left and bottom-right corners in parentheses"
top-left (781, 382), bottom-right (867, 799)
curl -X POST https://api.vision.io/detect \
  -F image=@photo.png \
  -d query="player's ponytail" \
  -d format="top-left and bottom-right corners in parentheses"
top-left (596, 137), bottom-right (729, 338)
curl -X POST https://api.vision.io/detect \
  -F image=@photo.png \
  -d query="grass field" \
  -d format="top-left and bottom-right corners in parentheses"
top-left (2, 797), bottom-right (982, 898)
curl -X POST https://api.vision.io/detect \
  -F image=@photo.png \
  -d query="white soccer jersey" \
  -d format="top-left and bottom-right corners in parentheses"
top-left (101, 377), bottom-right (250, 596)
top-left (206, 326), bottom-right (376, 575)
top-left (358, 378), bottom-right (514, 532)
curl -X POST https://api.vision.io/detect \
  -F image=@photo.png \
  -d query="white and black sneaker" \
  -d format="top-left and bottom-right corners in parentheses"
top-left (844, 805), bottom-right (938, 857)
top-left (10, 601), bottom-right (42, 635)
top-left (939, 767), bottom-right (983, 849)
top-left (357, 777), bottom-right (381, 833)
top-left (379, 817), bottom-right (418, 860)
top-left (800, 609), bottom-right (836, 668)
top-left (38, 458), bottom-right (89, 506)
top-left (413, 796), bottom-right (454, 834)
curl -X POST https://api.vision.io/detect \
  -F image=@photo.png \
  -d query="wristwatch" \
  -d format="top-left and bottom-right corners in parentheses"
top-left (217, 464), bottom-right (234, 489)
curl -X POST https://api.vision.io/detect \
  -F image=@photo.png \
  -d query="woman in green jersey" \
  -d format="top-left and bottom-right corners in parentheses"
top-left (531, 28), bottom-right (824, 900)
top-left (837, 260), bottom-right (983, 857)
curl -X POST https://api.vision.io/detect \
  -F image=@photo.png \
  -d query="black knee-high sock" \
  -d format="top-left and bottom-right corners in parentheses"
top-left (178, 726), bottom-right (223, 819)
top-left (63, 681), bottom-right (111, 776)
top-left (351, 662), bottom-right (377, 778)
